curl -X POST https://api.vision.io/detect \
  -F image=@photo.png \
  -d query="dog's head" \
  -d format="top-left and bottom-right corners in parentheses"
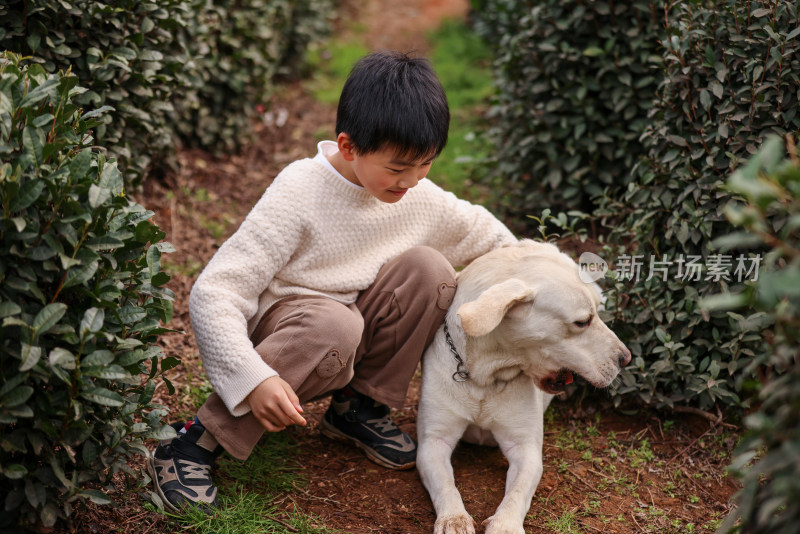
top-left (454, 240), bottom-right (631, 394)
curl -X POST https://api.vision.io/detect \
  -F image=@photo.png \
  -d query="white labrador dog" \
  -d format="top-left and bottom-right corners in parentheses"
top-left (417, 240), bottom-right (631, 534)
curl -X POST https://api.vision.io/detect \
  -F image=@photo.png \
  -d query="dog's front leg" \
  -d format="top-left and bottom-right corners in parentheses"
top-left (417, 424), bottom-right (475, 534)
top-left (482, 440), bottom-right (543, 534)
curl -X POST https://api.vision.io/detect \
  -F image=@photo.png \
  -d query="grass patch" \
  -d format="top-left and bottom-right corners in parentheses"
top-left (305, 40), bottom-right (369, 105)
top-left (167, 486), bottom-right (333, 534)
top-left (161, 431), bottom-right (324, 533)
top-left (216, 431), bottom-right (306, 494)
top-left (546, 508), bottom-right (584, 533)
top-left (429, 19), bottom-right (496, 198)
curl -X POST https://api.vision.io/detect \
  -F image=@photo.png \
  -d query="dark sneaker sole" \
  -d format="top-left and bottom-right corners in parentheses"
top-left (319, 416), bottom-right (416, 470)
top-left (146, 453), bottom-right (181, 514)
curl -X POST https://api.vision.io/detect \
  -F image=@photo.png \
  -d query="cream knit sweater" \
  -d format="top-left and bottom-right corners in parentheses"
top-left (189, 142), bottom-right (517, 415)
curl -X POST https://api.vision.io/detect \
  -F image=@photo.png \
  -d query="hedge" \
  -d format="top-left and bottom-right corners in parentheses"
top-left (0, 54), bottom-right (177, 531)
top-left (0, 0), bottom-right (332, 186)
top-left (705, 135), bottom-right (800, 533)
top-left (475, 0), bottom-right (800, 411)
top-left (596, 0), bottom-right (800, 410)
top-left (473, 0), bottom-right (665, 225)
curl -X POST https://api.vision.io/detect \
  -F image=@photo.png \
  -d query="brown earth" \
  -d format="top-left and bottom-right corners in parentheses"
top-left (56, 0), bottom-right (741, 532)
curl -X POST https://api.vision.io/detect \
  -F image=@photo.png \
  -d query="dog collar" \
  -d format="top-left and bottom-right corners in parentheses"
top-left (443, 321), bottom-right (470, 382)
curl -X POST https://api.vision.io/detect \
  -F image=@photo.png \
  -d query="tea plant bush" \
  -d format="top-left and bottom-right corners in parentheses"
top-left (477, 0), bottom-right (800, 410)
top-left (170, 0), bottom-right (332, 154)
top-left (597, 0), bottom-right (800, 410)
top-left (0, 0), bottom-right (332, 185)
top-left (704, 136), bottom-right (800, 533)
top-left (472, 0), bottom-right (665, 223)
top-left (0, 55), bottom-right (177, 531)
top-left (0, 0), bottom-right (189, 185)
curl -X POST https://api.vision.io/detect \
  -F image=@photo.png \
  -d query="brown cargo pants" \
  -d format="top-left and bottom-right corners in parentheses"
top-left (196, 246), bottom-right (457, 460)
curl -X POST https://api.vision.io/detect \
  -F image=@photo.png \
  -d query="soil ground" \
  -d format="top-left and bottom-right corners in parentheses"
top-left (56, 0), bottom-right (741, 532)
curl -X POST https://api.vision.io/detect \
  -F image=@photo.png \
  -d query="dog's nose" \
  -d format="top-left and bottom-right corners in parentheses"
top-left (618, 347), bottom-right (631, 368)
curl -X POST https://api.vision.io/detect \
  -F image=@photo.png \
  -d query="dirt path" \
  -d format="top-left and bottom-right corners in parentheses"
top-left (62, 0), bottom-right (741, 532)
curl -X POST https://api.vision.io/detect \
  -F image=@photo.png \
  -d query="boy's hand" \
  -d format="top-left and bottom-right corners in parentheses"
top-left (247, 376), bottom-right (307, 432)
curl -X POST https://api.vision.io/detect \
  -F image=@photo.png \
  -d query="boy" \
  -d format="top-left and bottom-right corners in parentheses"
top-left (148, 50), bottom-right (517, 512)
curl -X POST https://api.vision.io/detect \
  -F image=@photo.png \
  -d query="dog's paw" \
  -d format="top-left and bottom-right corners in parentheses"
top-left (482, 515), bottom-right (525, 534)
top-left (433, 513), bottom-right (476, 534)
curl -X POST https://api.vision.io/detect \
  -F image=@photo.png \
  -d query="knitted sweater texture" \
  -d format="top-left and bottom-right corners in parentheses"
top-left (189, 143), bottom-right (517, 415)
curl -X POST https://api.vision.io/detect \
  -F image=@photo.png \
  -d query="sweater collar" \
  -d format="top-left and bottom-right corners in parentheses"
top-left (311, 141), bottom-right (380, 202)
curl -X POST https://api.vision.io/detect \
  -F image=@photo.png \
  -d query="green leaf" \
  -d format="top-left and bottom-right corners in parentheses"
top-left (3, 464), bottom-right (28, 480)
top-left (63, 260), bottom-right (99, 288)
top-left (80, 105), bottom-right (114, 120)
top-left (145, 424), bottom-right (178, 441)
top-left (83, 365), bottom-right (129, 380)
top-left (0, 385), bottom-right (34, 407)
top-left (583, 47), bottom-right (605, 57)
top-left (80, 387), bottom-right (125, 407)
top-left (80, 307), bottom-right (105, 338)
top-left (68, 148), bottom-right (93, 181)
top-left (49, 348), bottom-right (77, 370)
top-left (118, 305), bottom-right (147, 325)
top-left (160, 356), bottom-right (180, 372)
top-left (40, 502), bottom-right (58, 528)
top-left (22, 126), bottom-right (45, 167)
top-left (146, 245), bottom-right (161, 276)
top-left (79, 489), bottom-right (112, 505)
top-left (0, 301), bottom-right (22, 319)
top-left (33, 303), bottom-right (68, 336)
top-left (88, 184), bottom-right (111, 208)
top-left (82, 349), bottom-right (114, 367)
top-left (98, 160), bottom-right (123, 196)
top-left (19, 343), bottom-right (43, 372)
top-left (10, 179), bottom-right (45, 212)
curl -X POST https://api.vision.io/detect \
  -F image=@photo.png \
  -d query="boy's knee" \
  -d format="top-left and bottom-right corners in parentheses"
top-left (318, 301), bottom-right (364, 359)
top-left (396, 246), bottom-right (456, 310)
top-left (399, 246), bottom-right (456, 281)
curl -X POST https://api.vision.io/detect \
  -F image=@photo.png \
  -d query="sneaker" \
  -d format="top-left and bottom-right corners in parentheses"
top-left (320, 387), bottom-right (416, 470)
top-left (147, 420), bottom-right (221, 513)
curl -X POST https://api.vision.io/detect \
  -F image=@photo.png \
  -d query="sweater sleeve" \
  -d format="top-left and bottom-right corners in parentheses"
top-left (422, 181), bottom-right (517, 266)
top-left (189, 168), bottom-right (305, 416)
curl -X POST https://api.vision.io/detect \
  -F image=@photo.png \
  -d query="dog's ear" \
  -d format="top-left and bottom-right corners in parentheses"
top-left (458, 278), bottom-right (534, 337)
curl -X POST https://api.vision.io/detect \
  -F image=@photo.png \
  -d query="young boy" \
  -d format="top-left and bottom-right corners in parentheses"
top-left (148, 50), bottom-right (517, 512)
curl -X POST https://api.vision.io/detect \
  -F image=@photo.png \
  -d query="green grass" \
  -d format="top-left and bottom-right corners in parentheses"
top-left (216, 431), bottom-right (305, 494)
top-left (305, 40), bottom-right (370, 105)
top-left (428, 19), bottom-right (496, 198)
top-left (168, 486), bottom-right (334, 534)
top-left (160, 431), bottom-right (331, 533)
top-left (546, 509), bottom-right (585, 533)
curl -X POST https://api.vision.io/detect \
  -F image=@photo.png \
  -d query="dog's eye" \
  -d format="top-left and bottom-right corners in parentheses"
top-left (574, 318), bottom-right (592, 328)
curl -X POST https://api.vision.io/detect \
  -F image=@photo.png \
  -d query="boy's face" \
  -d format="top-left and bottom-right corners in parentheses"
top-left (337, 134), bottom-right (434, 204)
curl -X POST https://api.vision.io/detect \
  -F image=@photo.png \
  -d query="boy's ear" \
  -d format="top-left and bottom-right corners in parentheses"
top-left (337, 132), bottom-right (356, 162)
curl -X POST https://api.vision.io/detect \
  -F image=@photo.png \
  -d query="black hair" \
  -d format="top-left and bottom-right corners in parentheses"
top-left (336, 50), bottom-right (450, 161)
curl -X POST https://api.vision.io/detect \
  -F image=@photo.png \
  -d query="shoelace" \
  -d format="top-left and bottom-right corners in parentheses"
top-left (177, 459), bottom-right (212, 480)
top-left (366, 415), bottom-right (398, 434)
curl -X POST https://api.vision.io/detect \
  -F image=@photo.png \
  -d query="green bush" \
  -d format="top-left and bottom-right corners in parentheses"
top-left (477, 0), bottom-right (799, 410)
top-left (597, 0), bottom-right (800, 410)
top-left (705, 136), bottom-right (800, 533)
top-left (0, 0), bottom-right (190, 185)
top-left (171, 0), bottom-right (333, 154)
top-left (0, 54), bottom-right (177, 531)
top-left (0, 0), bottom-right (332, 184)
top-left (473, 0), bottom-right (665, 223)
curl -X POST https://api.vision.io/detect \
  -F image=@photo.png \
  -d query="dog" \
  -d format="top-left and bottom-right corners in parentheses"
top-left (417, 240), bottom-right (631, 534)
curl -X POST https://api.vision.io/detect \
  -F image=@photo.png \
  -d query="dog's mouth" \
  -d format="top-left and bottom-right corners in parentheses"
top-left (539, 368), bottom-right (575, 394)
